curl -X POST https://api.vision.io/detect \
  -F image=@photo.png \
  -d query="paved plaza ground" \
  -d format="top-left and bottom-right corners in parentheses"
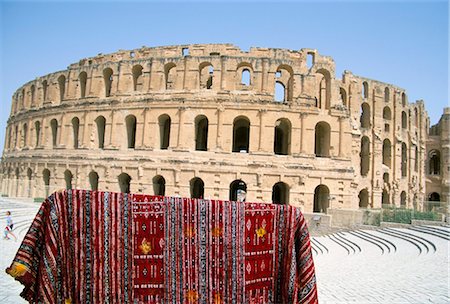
top-left (0, 197), bottom-right (449, 303)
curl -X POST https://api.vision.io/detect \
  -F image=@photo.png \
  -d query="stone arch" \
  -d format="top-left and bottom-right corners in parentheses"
top-left (272, 182), bottom-right (289, 205)
top-left (237, 62), bottom-right (253, 87)
top-left (383, 106), bottom-right (391, 120)
top-left (22, 123), bottom-right (28, 148)
top-left (315, 121), bottom-right (330, 157)
top-left (414, 108), bottom-right (418, 127)
top-left (58, 75), bottom-right (66, 101)
top-left (34, 121), bottom-right (41, 147)
top-left (358, 189), bottom-right (369, 208)
top-left (232, 116), bottom-right (250, 153)
top-left (316, 69), bottom-right (331, 109)
top-left (360, 136), bottom-right (370, 176)
top-left (313, 184), bottom-right (329, 213)
top-left (125, 114), bottom-right (137, 149)
top-left (382, 139), bottom-right (392, 168)
top-left (229, 179), bottom-right (247, 202)
top-left (414, 146), bottom-right (419, 172)
top-left (95, 116), bottom-right (106, 149)
top-left (275, 65), bottom-right (293, 102)
top-left (401, 111), bottom-right (407, 129)
top-left (362, 81), bottom-right (369, 99)
top-left (158, 114), bottom-right (171, 150)
top-left (30, 85), bottom-right (35, 106)
top-left (274, 118), bottom-right (291, 155)
top-left (383, 172), bottom-right (389, 183)
top-left (50, 119), bottom-right (58, 148)
top-left (428, 192), bottom-right (440, 201)
top-left (72, 117), bottom-right (80, 149)
top-left (199, 62), bottom-right (213, 89)
top-left (360, 102), bottom-right (370, 128)
top-left (103, 68), bottom-right (113, 97)
top-left (89, 171), bottom-right (99, 191)
top-left (382, 189), bottom-right (390, 205)
top-left (384, 87), bottom-right (390, 102)
top-left (340, 87), bottom-right (347, 106)
top-left (132, 65), bottom-right (144, 91)
top-left (164, 63), bottom-right (177, 90)
top-left (275, 81), bottom-right (285, 102)
top-left (400, 191), bottom-right (407, 207)
top-left (43, 168), bottom-right (50, 197)
top-left (195, 115), bottom-right (208, 151)
top-left (401, 142), bottom-right (407, 177)
top-left (26, 168), bottom-right (32, 197)
top-left (401, 92), bottom-right (407, 106)
top-left (64, 169), bottom-right (73, 189)
top-left (42, 80), bottom-right (48, 101)
top-left (428, 150), bottom-right (440, 175)
top-left (190, 177), bottom-right (205, 199)
top-left (118, 173), bottom-right (131, 193)
top-left (79, 71), bottom-right (87, 98)
top-left (152, 175), bottom-right (165, 196)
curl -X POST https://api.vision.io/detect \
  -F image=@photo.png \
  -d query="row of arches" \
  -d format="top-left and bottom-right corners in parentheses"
top-left (360, 103), bottom-right (414, 130)
top-left (359, 189), bottom-right (410, 208)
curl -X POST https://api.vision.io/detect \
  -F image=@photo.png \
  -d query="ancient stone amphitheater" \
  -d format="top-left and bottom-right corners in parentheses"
top-left (0, 44), bottom-right (429, 220)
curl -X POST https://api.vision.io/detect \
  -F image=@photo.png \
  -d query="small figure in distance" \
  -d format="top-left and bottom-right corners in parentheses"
top-left (3, 211), bottom-right (17, 241)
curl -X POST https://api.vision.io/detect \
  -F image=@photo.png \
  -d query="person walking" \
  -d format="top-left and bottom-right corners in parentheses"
top-left (3, 211), bottom-right (17, 241)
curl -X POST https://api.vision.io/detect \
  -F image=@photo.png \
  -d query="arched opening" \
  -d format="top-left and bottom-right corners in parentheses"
top-left (118, 173), bottom-right (131, 193)
top-left (274, 118), bottom-right (291, 155)
top-left (241, 69), bottom-right (251, 86)
top-left (103, 68), bottom-right (113, 97)
top-left (275, 82), bottom-right (285, 102)
top-left (414, 146), bottom-right (418, 172)
top-left (79, 72), bottom-right (87, 98)
top-left (42, 80), bottom-right (48, 101)
top-left (23, 123), bottom-right (28, 148)
top-left (401, 111), bottom-right (407, 129)
top-left (272, 182), bottom-right (289, 205)
top-left (275, 66), bottom-right (293, 102)
top-left (313, 184), bottom-right (329, 213)
top-left (30, 85), bottom-right (35, 105)
top-left (35, 121), bottom-right (41, 147)
top-left (382, 189), bottom-right (390, 206)
top-left (50, 119), bottom-right (58, 148)
top-left (429, 192), bottom-right (440, 201)
top-left (152, 175), bottom-right (165, 196)
top-left (229, 180), bottom-right (247, 202)
top-left (27, 168), bottom-right (32, 197)
top-left (401, 142), bottom-right (407, 177)
top-left (199, 63), bottom-right (213, 89)
top-left (400, 191), bottom-right (407, 207)
top-left (315, 122), bottom-right (330, 157)
top-left (158, 114), bottom-right (171, 150)
top-left (64, 170), bottom-right (73, 190)
top-left (95, 116), bottom-right (106, 149)
top-left (383, 107), bottom-right (391, 120)
top-left (165, 63), bottom-right (176, 90)
top-left (132, 65), bottom-right (144, 91)
top-left (414, 108), bottom-right (418, 127)
top-left (360, 136), bottom-right (370, 176)
top-left (125, 115), bottom-right (137, 149)
top-left (340, 87), bottom-right (347, 106)
top-left (307, 53), bottom-right (314, 69)
top-left (89, 171), bottom-right (99, 191)
top-left (384, 87), bottom-right (390, 102)
top-left (190, 177), bottom-right (205, 199)
top-left (382, 139), bottom-right (391, 168)
top-left (429, 150), bottom-right (440, 175)
top-left (195, 115), bottom-right (208, 151)
top-left (401, 93), bottom-right (406, 106)
top-left (232, 116), bottom-right (250, 153)
top-left (58, 75), bottom-right (66, 101)
top-left (43, 169), bottom-right (50, 197)
top-left (383, 173), bottom-right (389, 184)
top-left (317, 69), bottom-right (331, 109)
top-left (362, 82), bottom-right (369, 99)
top-left (360, 103), bottom-right (370, 128)
top-left (359, 189), bottom-right (369, 208)
top-left (72, 117), bottom-right (79, 149)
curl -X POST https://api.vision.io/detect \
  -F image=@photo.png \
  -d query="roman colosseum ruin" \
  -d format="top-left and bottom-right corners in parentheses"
top-left (0, 44), bottom-right (431, 224)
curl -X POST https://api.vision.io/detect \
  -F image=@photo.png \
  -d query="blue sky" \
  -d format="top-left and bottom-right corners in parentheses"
top-left (0, 0), bottom-right (448, 153)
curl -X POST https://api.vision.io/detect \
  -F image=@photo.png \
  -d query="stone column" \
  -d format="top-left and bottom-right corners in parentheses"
top-left (300, 113), bottom-right (306, 154)
top-left (108, 110), bottom-right (116, 148)
top-left (257, 109), bottom-right (266, 152)
top-left (141, 107), bottom-right (150, 149)
top-left (176, 106), bottom-right (186, 149)
top-left (261, 58), bottom-right (269, 92)
top-left (215, 105), bottom-right (224, 151)
top-left (338, 116), bottom-right (344, 157)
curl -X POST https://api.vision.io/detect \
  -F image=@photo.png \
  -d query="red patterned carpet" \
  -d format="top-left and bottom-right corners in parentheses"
top-left (6, 190), bottom-right (317, 303)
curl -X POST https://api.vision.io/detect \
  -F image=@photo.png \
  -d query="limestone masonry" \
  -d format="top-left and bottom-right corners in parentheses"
top-left (1, 44), bottom-right (447, 221)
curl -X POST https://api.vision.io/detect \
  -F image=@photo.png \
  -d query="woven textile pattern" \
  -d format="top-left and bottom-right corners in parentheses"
top-left (6, 190), bottom-right (318, 304)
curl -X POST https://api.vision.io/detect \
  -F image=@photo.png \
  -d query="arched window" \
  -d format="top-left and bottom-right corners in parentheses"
top-left (401, 142), bottom-right (407, 177)
top-left (23, 123), bottom-right (28, 148)
top-left (58, 75), bottom-right (66, 101)
top-left (272, 182), bottom-right (289, 205)
top-left (306, 52), bottom-right (314, 69)
top-left (274, 118), bottom-right (291, 155)
top-left (15, 125), bottom-right (18, 148)
top-left (414, 108), bottom-right (418, 127)
top-left (340, 87), bottom-right (347, 106)
top-left (89, 171), bottom-right (99, 191)
top-left (79, 72), bottom-right (87, 98)
top-left (229, 180), bottom-right (247, 202)
top-left (382, 139), bottom-right (391, 168)
top-left (195, 115), bottom-right (208, 151)
top-left (165, 63), bottom-right (176, 90)
top-left (382, 189), bottom-right (390, 206)
top-left (384, 87), bottom-right (390, 102)
top-left (275, 82), bottom-right (285, 102)
top-left (428, 150), bottom-right (440, 175)
top-left (132, 65), bottom-right (144, 91)
top-left (118, 173), bottom-right (131, 193)
top-left (428, 192), bottom-right (440, 201)
top-left (43, 169), bottom-right (50, 197)
top-left (317, 69), bottom-right (331, 109)
top-left (158, 114), bottom-right (171, 149)
top-left (362, 82), bottom-right (369, 99)
top-left (152, 175), bottom-right (165, 196)
top-left (400, 191), bottom-right (407, 207)
top-left (401, 111), bottom-right (407, 129)
top-left (313, 184), bottom-right (329, 213)
top-left (360, 103), bottom-right (370, 128)
top-left (275, 66), bottom-right (293, 102)
top-left (358, 189), bottom-right (369, 208)
top-left (95, 116), bottom-right (106, 149)
top-left (21, 89), bottom-right (25, 109)
top-left (64, 170), bottom-right (73, 190)
top-left (401, 93), bottom-right (406, 106)
top-left (72, 117), bottom-right (79, 149)
top-left (383, 107), bottom-right (391, 120)
top-left (125, 115), bottom-right (137, 149)
top-left (50, 119), bottom-right (58, 148)
top-left (241, 69), bottom-right (251, 86)
top-left (360, 136), bottom-right (370, 176)
top-left (35, 121), bottom-right (41, 147)
top-left (27, 168), bottom-right (32, 197)
top-left (232, 116), bottom-right (250, 153)
top-left (190, 177), bottom-right (205, 199)
top-left (315, 122), bottom-right (330, 157)
top-left (199, 63), bottom-right (213, 89)
top-left (414, 146), bottom-right (418, 172)
top-left (383, 173), bottom-right (389, 184)
top-left (42, 80), bottom-right (48, 101)
top-left (103, 68), bottom-right (113, 97)
top-left (30, 85), bottom-right (35, 106)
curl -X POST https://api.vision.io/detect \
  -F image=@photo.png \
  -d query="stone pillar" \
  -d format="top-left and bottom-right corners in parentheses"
top-left (261, 58), bottom-right (269, 92)
top-left (108, 110), bottom-right (116, 148)
top-left (176, 106), bottom-right (186, 150)
top-left (215, 105), bottom-right (224, 151)
top-left (300, 113), bottom-right (306, 154)
top-left (141, 107), bottom-right (150, 149)
top-left (338, 116), bottom-right (344, 157)
top-left (257, 109), bottom-right (266, 152)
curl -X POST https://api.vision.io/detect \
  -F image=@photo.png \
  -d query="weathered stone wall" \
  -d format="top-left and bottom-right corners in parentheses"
top-left (0, 44), bottom-right (429, 213)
